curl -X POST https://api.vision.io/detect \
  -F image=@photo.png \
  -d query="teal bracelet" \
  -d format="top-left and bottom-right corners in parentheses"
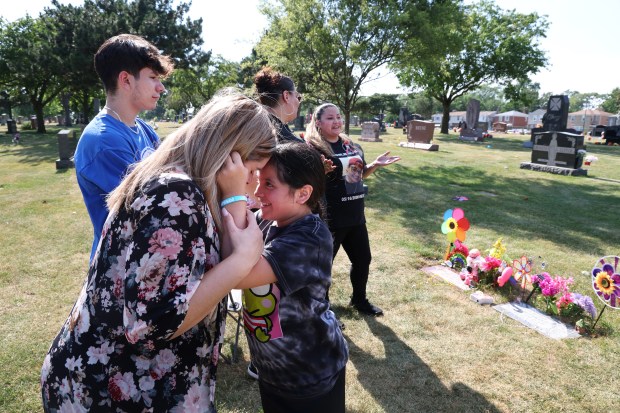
top-left (220, 195), bottom-right (248, 208)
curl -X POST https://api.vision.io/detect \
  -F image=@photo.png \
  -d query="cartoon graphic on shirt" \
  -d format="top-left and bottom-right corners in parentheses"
top-left (341, 156), bottom-right (364, 194)
top-left (243, 284), bottom-right (283, 342)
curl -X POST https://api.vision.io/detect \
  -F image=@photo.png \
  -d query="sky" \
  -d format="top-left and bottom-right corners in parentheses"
top-left (2, 0), bottom-right (619, 96)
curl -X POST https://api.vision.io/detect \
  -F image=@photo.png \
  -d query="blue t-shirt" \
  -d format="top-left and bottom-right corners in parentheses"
top-left (243, 213), bottom-right (348, 398)
top-left (74, 115), bottom-right (159, 259)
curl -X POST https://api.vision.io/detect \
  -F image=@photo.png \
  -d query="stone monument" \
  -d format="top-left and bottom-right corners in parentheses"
top-left (520, 95), bottom-right (586, 176)
top-left (459, 99), bottom-right (483, 141)
top-left (399, 120), bottom-right (438, 151)
top-left (55, 129), bottom-right (75, 169)
top-left (359, 121), bottom-right (382, 142)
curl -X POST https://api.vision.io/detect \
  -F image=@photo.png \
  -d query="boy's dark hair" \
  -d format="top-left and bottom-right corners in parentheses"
top-left (268, 142), bottom-right (325, 216)
top-left (94, 34), bottom-right (174, 93)
top-left (254, 67), bottom-right (295, 108)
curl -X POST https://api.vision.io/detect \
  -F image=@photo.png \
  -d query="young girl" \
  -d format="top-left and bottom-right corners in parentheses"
top-left (235, 142), bottom-right (348, 413)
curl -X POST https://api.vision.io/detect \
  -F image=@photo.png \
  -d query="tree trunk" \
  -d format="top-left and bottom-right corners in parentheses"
top-left (33, 100), bottom-right (46, 134)
top-left (440, 100), bottom-right (451, 134)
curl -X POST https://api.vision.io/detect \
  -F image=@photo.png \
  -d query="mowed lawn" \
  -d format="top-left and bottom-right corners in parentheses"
top-left (0, 122), bottom-right (618, 413)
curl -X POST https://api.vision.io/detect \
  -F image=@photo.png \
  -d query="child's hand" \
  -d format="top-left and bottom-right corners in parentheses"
top-left (223, 208), bottom-right (263, 267)
top-left (217, 152), bottom-right (249, 198)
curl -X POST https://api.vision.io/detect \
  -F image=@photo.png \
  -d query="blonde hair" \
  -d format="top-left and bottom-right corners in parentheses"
top-left (107, 91), bottom-right (276, 231)
top-left (304, 103), bottom-right (345, 156)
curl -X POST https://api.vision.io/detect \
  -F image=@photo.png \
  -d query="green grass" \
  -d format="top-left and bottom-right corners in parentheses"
top-left (0, 124), bottom-right (618, 413)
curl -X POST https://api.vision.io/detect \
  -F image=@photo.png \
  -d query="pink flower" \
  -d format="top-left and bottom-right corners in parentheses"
top-left (556, 292), bottom-right (574, 310)
top-left (481, 256), bottom-right (502, 272)
top-left (148, 228), bottom-right (183, 259)
top-left (108, 372), bottom-right (137, 402)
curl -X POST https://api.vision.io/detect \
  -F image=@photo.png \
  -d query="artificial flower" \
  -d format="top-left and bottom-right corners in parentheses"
top-left (489, 238), bottom-right (506, 259)
top-left (571, 293), bottom-right (597, 319)
top-left (441, 208), bottom-right (470, 242)
top-left (592, 263), bottom-right (620, 308)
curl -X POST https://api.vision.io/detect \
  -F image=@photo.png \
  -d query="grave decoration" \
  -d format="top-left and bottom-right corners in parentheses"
top-left (441, 208), bottom-right (470, 260)
top-left (434, 209), bottom-right (605, 336)
top-left (587, 256), bottom-right (620, 332)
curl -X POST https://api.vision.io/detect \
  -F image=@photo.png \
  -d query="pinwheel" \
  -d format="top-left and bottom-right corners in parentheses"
top-left (512, 255), bottom-right (532, 289)
top-left (589, 256), bottom-right (620, 328)
top-left (441, 208), bottom-right (470, 260)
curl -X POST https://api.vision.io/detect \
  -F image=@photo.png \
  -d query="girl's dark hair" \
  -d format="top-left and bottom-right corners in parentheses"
top-left (267, 142), bottom-right (325, 217)
top-left (254, 67), bottom-right (295, 108)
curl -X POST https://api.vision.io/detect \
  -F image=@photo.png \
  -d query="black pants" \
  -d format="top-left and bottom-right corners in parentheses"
top-left (259, 367), bottom-right (346, 413)
top-left (331, 224), bottom-right (372, 303)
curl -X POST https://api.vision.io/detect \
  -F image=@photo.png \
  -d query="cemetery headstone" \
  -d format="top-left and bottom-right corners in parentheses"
top-left (30, 116), bottom-right (37, 129)
top-left (56, 129), bottom-right (75, 169)
top-left (521, 95), bottom-right (586, 175)
top-left (359, 121), bottom-right (382, 142)
top-left (459, 99), bottom-right (483, 141)
top-left (399, 120), bottom-right (438, 151)
top-left (6, 119), bottom-right (17, 134)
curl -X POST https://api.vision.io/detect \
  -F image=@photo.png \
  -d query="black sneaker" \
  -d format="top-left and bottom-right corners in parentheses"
top-left (247, 361), bottom-right (259, 380)
top-left (350, 299), bottom-right (384, 316)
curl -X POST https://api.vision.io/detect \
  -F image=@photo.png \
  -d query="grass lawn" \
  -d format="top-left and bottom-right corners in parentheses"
top-left (0, 122), bottom-right (618, 412)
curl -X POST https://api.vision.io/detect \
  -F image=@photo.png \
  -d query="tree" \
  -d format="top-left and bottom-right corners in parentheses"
top-left (255, 0), bottom-right (442, 134)
top-left (503, 80), bottom-right (542, 113)
top-left (601, 88), bottom-right (620, 114)
top-left (392, 1), bottom-right (549, 134)
top-left (165, 56), bottom-right (240, 114)
top-left (0, 16), bottom-right (64, 133)
top-left (44, 0), bottom-right (205, 122)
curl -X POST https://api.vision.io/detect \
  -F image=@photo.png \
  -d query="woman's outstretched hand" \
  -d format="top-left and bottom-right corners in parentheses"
top-left (373, 151), bottom-right (401, 167)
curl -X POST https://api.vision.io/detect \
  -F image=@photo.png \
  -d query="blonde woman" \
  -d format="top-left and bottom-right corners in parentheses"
top-left (41, 93), bottom-right (276, 412)
top-left (305, 103), bottom-right (400, 316)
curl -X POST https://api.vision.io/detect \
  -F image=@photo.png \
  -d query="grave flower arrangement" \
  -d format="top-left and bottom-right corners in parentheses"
top-left (459, 239), bottom-right (511, 287)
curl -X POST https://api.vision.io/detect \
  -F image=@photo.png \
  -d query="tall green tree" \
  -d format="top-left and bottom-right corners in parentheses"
top-left (165, 56), bottom-right (240, 114)
top-left (392, 1), bottom-right (549, 134)
top-left (601, 88), bottom-right (620, 114)
top-left (44, 0), bottom-right (205, 122)
top-left (255, 0), bottom-right (443, 133)
top-left (0, 16), bottom-right (64, 133)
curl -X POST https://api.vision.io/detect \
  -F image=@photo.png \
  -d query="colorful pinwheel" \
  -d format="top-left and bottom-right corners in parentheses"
top-left (441, 208), bottom-right (470, 242)
top-left (512, 255), bottom-right (532, 289)
top-left (592, 256), bottom-right (620, 309)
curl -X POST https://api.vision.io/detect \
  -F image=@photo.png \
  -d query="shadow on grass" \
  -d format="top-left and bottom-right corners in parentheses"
top-left (367, 161), bottom-right (619, 258)
top-left (345, 317), bottom-right (501, 413)
top-left (0, 132), bottom-right (77, 166)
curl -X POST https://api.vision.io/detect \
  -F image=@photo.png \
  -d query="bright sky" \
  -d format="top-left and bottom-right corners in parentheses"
top-left (3, 0), bottom-right (619, 96)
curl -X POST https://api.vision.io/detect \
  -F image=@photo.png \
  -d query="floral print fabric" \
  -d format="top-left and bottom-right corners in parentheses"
top-left (41, 172), bottom-right (224, 412)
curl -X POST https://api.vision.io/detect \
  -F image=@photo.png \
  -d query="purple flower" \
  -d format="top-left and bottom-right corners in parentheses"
top-left (571, 293), bottom-right (597, 319)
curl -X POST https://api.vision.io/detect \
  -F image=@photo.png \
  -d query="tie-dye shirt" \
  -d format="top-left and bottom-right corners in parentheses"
top-left (243, 213), bottom-right (348, 398)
